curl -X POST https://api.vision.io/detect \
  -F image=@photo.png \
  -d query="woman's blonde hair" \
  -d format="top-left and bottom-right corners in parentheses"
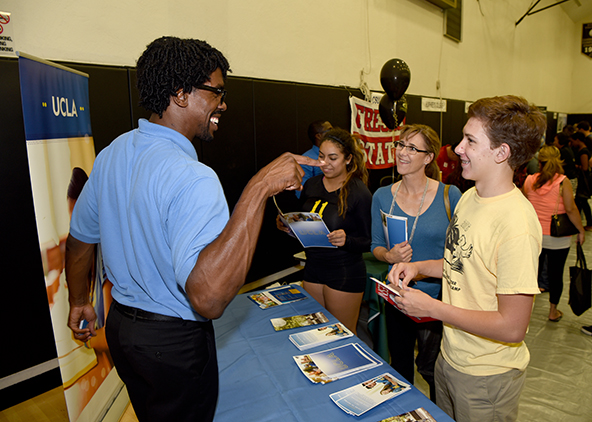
top-left (320, 128), bottom-right (368, 217)
top-left (399, 124), bottom-right (441, 180)
top-left (534, 145), bottom-right (564, 190)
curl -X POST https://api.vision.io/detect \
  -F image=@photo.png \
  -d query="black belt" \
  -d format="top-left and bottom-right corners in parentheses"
top-left (114, 301), bottom-right (182, 322)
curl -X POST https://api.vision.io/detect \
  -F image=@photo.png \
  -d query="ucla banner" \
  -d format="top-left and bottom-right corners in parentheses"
top-left (349, 93), bottom-right (402, 170)
top-left (19, 53), bottom-right (124, 422)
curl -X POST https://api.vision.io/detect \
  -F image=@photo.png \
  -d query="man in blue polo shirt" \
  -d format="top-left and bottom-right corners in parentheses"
top-left (295, 120), bottom-right (332, 198)
top-left (65, 36), bottom-right (317, 422)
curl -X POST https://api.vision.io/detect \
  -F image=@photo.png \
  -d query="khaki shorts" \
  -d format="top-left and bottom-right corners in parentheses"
top-left (435, 354), bottom-right (526, 422)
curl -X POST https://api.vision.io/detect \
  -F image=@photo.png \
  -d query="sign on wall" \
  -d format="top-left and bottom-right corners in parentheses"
top-left (0, 11), bottom-right (16, 57)
top-left (583, 22), bottom-right (592, 58)
top-left (421, 97), bottom-right (447, 112)
top-left (350, 93), bottom-right (402, 170)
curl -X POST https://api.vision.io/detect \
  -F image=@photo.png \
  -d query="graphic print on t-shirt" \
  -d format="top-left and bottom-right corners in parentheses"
top-left (444, 213), bottom-right (473, 291)
top-left (310, 200), bottom-right (329, 218)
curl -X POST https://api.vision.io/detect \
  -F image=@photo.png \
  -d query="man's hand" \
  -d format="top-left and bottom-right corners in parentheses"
top-left (256, 153), bottom-right (319, 197)
top-left (67, 303), bottom-right (97, 342)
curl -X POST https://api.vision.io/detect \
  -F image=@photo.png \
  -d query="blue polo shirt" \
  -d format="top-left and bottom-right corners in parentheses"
top-left (296, 145), bottom-right (323, 198)
top-left (70, 119), bottom-right (229, 321)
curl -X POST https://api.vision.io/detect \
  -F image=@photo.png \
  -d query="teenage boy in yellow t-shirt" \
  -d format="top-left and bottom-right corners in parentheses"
top-left (388, 95), bottom-right (546, 422)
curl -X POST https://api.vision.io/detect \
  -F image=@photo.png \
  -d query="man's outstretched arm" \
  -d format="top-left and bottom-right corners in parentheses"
top-left (185, 153), bottom-right (318, 319)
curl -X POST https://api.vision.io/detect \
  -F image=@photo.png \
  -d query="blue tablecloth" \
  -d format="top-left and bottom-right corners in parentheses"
top-left (213, 286), bottom-right (453, 422)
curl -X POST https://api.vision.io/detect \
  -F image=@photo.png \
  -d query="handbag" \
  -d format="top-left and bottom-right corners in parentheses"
top-left (550, 182), bottom-right (579, 237)
top-left (551, 214), bottom-right (579, 237)
top-left (569, 242), bottom-right (592, 316)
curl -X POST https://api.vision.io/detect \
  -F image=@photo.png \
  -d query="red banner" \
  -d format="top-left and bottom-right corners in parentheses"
top-left (349, 95), bottom-right (402, 170)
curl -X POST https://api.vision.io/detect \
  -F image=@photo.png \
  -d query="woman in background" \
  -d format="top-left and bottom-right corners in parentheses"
top-left (571, 132), bottom-right (592, 229)
top-left (277, 128), bottom-right (372, 334)
top-left (523, 145), bottom-right (585, 322)
top-left (371, 124), bottom-right (461, 401)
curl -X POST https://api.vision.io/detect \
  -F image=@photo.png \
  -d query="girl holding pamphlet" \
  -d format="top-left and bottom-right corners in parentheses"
top-left (277, 128), bottom-right (372, 335)
top-left (370, 124), bottom-right (461, 401)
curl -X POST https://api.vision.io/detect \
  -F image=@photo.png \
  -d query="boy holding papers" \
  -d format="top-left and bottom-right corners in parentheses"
top-left (389, 95), bottom-right (546, 422)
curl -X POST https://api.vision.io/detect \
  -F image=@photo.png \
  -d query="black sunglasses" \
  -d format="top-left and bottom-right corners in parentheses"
top-left (195, 85), bottom-right (227, 104)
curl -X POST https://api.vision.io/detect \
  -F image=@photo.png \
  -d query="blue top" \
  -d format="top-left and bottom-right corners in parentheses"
top-left (70, 119), bottom-right (230, 321)
top-left (371, 182), bottom-right (461, 298)
top-left (296, 145), bottom-right (323, 198)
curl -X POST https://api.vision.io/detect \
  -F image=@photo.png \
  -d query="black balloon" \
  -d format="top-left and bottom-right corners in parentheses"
top-left (380, 59), bottom-right (411, 102)
top-left (379, 94), bottom-right (396, 130)
top-left (379, 94), bottom-right (407, 130)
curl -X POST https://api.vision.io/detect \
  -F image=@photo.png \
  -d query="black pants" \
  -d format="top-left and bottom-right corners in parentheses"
top-left (575, 195), bottom-right (592, 226)
top-left (385, 303), bottom-right (442, 402)
top-left (106, 301), bottom-right (218, 422)
top-left (538, 247), bottom-right (570, 306)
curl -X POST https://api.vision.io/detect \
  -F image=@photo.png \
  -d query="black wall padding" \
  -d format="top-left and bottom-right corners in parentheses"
top-left (0, 58), bottom-right (61, 409)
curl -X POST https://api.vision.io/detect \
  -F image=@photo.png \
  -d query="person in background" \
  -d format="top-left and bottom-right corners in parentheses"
top-left (436, 141), bottom-right (459, 183)
top-left (578, 121), bottom-right (592, 150)
top-left (445, 157), bottom-right (474, 193)
top-left (554, 132), bottom-right (577, 193)
top-left (66, 36), bottom-right (317, 422)
top-left (388, 95), bottom-right (546, 422)
top-left (571, 131), bottom-right (592, 230)
top-left (371, 124), bottom-right (462, 401)
top-left (436, 139), bottom-right (475, 192)
top-left (296, 120), bottom-right (333, 198)
top-left (277, 128), bottom-right (371, 334)
top-left (522, 145), bottom-right (585, 322)
top-left (562, 124), bottom-right (575, 137)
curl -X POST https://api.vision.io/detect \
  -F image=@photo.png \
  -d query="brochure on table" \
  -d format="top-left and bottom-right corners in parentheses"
top-left (293, 343), bottom-right (382, 384)
top-left (248, 285), bottom-right (307, 309)
top-left (270, 312), bottom-right (329, 331)
top-left (289, 323), bottom-right (354, 350)
top-left (274, 196), bottom-right (336, 248)
top-left (381, 209), bottom-right (407, 249)
top-left (377, 407), bottom-right (437, 422)
top-left (330, 372), bottom-right (410, 417)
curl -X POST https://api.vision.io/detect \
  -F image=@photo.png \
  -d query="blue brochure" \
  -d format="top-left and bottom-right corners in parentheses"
top-left (293, 343), bottom-right (382, 384)
top-left (248, 285), bottom-right (307, 309)
top-left (380, 210), bottom-right (407, 249)
top-left (274, 195), bottom-right (337, 248)
top-left (286, 214), bottom-right (336, 248)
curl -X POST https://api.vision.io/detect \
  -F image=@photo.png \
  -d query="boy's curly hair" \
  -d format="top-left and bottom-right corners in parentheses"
top-left (468, 95), bottom-right (546, 170)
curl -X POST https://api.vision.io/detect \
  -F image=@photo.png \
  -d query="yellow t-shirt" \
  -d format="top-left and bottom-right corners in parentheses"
top-left (441, 186), bottom-right (542, 376)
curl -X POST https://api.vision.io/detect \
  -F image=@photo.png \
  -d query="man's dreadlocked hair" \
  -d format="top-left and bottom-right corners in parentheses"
top-left (136, 36), bottom-right (231, 118)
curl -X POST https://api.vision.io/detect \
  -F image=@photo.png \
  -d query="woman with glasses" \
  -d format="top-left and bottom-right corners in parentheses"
top-left (371, 124), bottom-right (462, 401)
top-left (277, 128), bottom-right (372, 335)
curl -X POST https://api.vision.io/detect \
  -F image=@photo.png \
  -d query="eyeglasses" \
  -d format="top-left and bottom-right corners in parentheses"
top-left (195, 85), bottom-right (227, 104)
top-left (394, 141), bottom-right (429, 155)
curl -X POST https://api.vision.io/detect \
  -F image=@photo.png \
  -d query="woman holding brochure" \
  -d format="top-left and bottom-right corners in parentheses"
top-left (371, 124), bottom-right (461, 401)
top-left (277, 128), bottom-right (372, 335)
